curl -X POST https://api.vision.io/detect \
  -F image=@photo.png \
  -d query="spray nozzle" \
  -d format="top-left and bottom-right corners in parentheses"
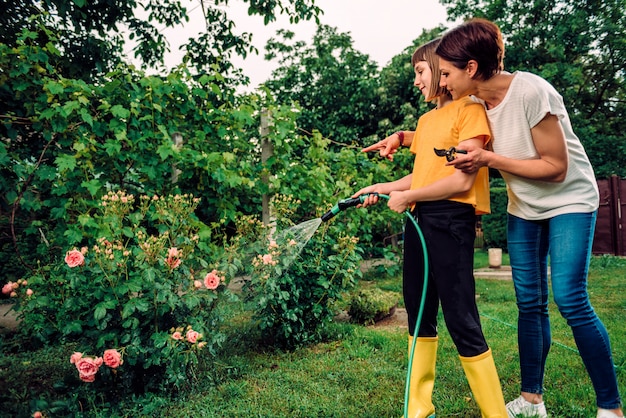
top-left (321, 194), bottom-right (373, 222)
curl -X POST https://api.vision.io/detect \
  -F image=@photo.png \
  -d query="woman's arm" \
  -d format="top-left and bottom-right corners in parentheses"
top-left (448, 114), bottom-right (568, 182)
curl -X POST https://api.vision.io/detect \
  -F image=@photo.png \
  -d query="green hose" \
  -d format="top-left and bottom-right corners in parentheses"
top-left (373, 194), bottom-right (429, 418)
top-left (321, 193), bottom-right (429, 416)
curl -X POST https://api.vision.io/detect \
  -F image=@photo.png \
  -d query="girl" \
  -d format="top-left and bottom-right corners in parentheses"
top-left (354, 38), bottom-right (507, 418)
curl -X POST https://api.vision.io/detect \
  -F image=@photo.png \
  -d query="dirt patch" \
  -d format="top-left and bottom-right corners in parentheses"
top-left (369, 307), bottom-right (408, 329)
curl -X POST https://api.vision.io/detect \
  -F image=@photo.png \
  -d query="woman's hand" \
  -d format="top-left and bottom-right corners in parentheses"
top-left (446, 142), bottom-right (490, 174)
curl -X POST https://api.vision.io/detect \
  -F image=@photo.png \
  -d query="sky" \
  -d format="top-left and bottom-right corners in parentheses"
top-left (132, 0), bottom-right (451, 90)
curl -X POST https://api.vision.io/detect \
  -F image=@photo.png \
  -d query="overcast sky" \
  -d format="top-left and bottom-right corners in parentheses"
top-left (132, 0), bottom-right (451, 90)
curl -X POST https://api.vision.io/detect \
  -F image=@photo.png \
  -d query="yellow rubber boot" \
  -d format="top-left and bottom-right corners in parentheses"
top-left (459, 348), bottom-right (508, 418)
top-left (403, 336), bottom-right (437, 418)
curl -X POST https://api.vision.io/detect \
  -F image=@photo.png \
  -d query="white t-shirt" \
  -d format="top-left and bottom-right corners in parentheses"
top-left (481, 71), bottom-right (599, 220)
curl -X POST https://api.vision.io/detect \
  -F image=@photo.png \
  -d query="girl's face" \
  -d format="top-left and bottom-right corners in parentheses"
top-left (438, 58), bottom-right (475, 100)
top-left (413, 61), bottom-right (433, 100)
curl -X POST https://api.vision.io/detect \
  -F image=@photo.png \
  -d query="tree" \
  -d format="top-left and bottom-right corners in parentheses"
top-left (0, 0), bottom-right (322, 82)
top-left (263, 25), bottom-right (382, 147)
top-left (440, 0), bottom-right (626, 177)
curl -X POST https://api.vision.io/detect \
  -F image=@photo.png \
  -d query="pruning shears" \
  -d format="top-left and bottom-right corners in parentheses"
top-left (433, 146), bottom-right (468, 162)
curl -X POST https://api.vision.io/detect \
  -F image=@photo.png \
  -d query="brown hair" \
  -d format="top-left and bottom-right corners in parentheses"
top-left (412, 38), bottom-right (449, 101)
top-left (435, 18), bottom-right (505, 81)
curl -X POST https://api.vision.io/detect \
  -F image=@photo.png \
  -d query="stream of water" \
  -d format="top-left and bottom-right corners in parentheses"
top-left (270, 218), bottom-right (323, 270)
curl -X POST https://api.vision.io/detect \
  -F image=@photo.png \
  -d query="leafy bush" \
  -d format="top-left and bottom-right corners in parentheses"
top-left (482, 178), bottom-right (508, 251)
top-left (242, 195), bottom-right (364, 349)
top-left (7, 192), bottom-right (238, 405)
top-left (347, 287), bottom-right (398, 325)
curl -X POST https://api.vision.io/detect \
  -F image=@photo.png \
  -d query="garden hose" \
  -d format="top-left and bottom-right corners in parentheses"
top-left (321, 193), bottom-right (429, 417)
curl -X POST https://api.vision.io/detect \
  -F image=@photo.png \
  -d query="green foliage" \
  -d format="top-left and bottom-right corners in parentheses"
top-left (264, 25), bottom-right (383, 146)
top-left (348, 287), bottom-right (398, 325)
top-left (0, 0), bottom-right (322, 81)
top-left (482, 178), bottom-right (508, 251)
top-left (8, 192), bottom-right (236, 407)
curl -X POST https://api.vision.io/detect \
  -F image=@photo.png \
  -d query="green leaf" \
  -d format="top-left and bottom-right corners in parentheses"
top-left (81, 179), bottom-right (101, 196)
top-left (54, 154), bottom-right (76, 172)
top-left (44, 80), bottom-right (64, 95)
top-left (110, 104), bottom-right (130, 119)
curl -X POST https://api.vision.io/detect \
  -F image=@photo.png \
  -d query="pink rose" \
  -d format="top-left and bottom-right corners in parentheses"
top-left (74, 357), bottom-right (102, 382)
top-left (203, 270), bottom-right (220, 290)
top-left (2, 282), bottom-right (13, 295)
top-left (26, 289), bottom-right (33, 296)
top-left (262, 254), bottom-right (273, 265)
top-left (33, 412), bottom-right (43, 418)
top-left (102, 349), bottom-right (122, 369)
top-left (186, 329), bottom-right (200, 344)
top-left (69, 352), bottom-right (83, 364)
top-left (65, 249), bottom-right (85, 268)
top-left (193, 280), bottom-right (203, 289)
top-left (171, 331), bottom-right (183, 340)
top-left (165, 247), bottom-right (181, 269)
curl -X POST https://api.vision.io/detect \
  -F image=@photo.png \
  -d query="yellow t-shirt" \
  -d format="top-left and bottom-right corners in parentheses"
top-left (409, 96), bottom-right (491, 215)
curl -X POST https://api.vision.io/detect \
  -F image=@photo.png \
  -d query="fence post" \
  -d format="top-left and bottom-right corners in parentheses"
top-left (171, 132), bottom-right (183, 184)
top-left (260, 109), bottom-right (273, 225)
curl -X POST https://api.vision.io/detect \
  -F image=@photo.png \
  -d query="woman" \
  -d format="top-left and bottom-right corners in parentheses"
top-left (355, 38), bottom-right (507, 417)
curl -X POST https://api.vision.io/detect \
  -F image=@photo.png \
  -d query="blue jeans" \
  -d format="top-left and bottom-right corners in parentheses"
top-left (508, 211), bottom-right (621, 409)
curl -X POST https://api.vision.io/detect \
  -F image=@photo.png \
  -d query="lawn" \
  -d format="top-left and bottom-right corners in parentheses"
top-left (1, 252), bottom-right (624, 417)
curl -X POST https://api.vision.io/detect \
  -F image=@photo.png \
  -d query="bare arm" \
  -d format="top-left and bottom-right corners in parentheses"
top-left (351, 175), bottom-right (413, 208)
top-left (361, 131), bottom-right (414, 161)
top-left (448, 114), bottom-right (568, 182)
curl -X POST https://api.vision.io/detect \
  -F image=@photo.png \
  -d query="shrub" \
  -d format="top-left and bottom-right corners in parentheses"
top-left (483, 178), bottom-right (508, 251)
top-left (242, 195), bottom-right (363, 349)
top-left (7, 192), bottom-right (238, 405)
top-left (347, 287), bottom-right (398, 325)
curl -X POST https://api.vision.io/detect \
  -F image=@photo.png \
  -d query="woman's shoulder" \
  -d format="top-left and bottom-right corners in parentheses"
top-left (512, 71), bottom-right (556, 92)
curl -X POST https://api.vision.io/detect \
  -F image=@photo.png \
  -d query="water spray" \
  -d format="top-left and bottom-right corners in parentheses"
top-left (321, 193), bottom-right (428, 417)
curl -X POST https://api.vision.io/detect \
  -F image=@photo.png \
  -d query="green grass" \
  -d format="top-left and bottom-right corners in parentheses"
top-left (1, 252), bottom-right (625, 417)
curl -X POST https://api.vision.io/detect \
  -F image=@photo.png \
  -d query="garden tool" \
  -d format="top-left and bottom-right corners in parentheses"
top-left (433, 146), bottom-right (467, 162)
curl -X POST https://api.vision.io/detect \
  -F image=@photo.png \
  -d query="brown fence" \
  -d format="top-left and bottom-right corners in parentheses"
top-left (593, 175), bottom-right (626, 256)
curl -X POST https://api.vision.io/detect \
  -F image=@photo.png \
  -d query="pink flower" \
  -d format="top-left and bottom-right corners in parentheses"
top-left (165, 247), bottom-right (181, 269)
top-left (102, 349), bottom-right (122, 369)
top-left (26, 289), bottom-right (33, 296)
top-left (262, 254), bottom-right (273, 265)
top-left (2, 282), bottom-right (13, 295)
top-left (33, 412), bottom-right (43, 418)
top-left (193, 280), bottom-right (203, 289)
top-left (74, 356), bottom-right (103, 382)
top-left (65, 249), bottom-right (85, 268)
top-left (186, 329), bottom-right (200, 344)
top-left (69, 352), bottom-right (83, 364)
top-left (172, 331), bottom-right (183, 340)
top-left (203, 270), bottom-right (221, 290)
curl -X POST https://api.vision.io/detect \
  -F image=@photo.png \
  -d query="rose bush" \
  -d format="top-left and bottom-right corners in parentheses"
top-left (12, 192), bottom-right (239, 398)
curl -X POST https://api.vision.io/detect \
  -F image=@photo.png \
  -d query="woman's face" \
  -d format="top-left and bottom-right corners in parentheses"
top-left (413, 61), bottom-right (432, 100)
top-left (438, 58), bottom-right (475, 100)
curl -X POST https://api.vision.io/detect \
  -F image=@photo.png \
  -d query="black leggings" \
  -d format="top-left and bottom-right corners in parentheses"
top-left (403, 200), bottom-right (488, 357)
